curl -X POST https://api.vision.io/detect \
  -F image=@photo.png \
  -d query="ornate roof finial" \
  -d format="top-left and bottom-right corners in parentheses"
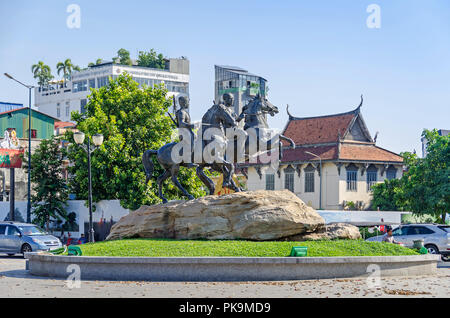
top-left (356, 94), bottom-right (364, 111)
top-left (286, 104), bottom-right (295, 120)
top-left (374, 131), bottom-right (379, 143)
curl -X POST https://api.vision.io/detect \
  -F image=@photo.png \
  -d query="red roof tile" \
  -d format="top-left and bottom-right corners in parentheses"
top-left (55, 121), bottom-right (76, 129)
top-left (339, 144), bottom-right (403, 163)
top-left (281, 145), bottom-right (338, 162)
top-left (283, 112), bottom-right (355, 145)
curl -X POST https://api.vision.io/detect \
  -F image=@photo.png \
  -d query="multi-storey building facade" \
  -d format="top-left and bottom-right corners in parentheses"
top-left (214, 65), bottom-right (267, 116)
top-left (35, 58), bottom-right (190, 122)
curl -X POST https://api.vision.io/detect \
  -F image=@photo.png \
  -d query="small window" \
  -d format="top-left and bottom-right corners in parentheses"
top-left (285, 173), bottom-right (294, 193)
top-left (31, 129), bottom-right (37, 138)
top-left (386, 166), bottom-right (397, 180)
top-left (392, 227), bottom-right (405, 236)
top-left (0, 225), bottom-right (6, 235)
top-left (347, 171), bottom-right (357, 191)
top-left (305, 172), bottom-right (314, 193)
top-left (89, 78), bottom-right (96, 89)
top-left (304, 164), bottom-right (315, 193)
top-left (7, 226), bottom-right (20, 236)
top-left (80, 99), bottom-right (87, 114)
top-left (346, 164), bottom-right (358, 192)
top-left (406, 226), bottom-right (434, 235)
top-left (265, 174), bottom-right (275, 191)
top-left (438, 226), bottom-right (450, 233)
top-left (416, 227), bottom-right (434, 235)
top-left (66, 105), bottom-right (70, 117)
top-left (366, 165), bottom-right (378, 191)
top-left (57, 107), bottom-right (61, 118)
top-left (284, 166), bottom-right (295, 193)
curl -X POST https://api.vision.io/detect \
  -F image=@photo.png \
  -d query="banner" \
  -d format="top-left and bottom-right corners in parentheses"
top-left (0, 149), bottom-right (24, 168)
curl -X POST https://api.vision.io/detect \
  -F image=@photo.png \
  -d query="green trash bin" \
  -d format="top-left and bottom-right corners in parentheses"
top-left (290, 246), bottom-right (307, 257)
top-left (413, 239), bottom-right (424, 249)
top-left (68, 245), bottom-right (82, 256)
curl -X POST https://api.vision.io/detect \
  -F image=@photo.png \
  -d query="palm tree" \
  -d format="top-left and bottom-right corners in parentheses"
top-left (88, 58), bottom-right (103, 67)
top-left (56, 59), bottom-right (81, 81)
top-left (31, 61), bottom-right (53, 88)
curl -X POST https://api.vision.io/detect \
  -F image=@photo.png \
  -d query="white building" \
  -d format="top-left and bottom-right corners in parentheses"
top-left (241, 103), bottom-right (404, 210)
top-left (35, 58), bottom-right (190, 122)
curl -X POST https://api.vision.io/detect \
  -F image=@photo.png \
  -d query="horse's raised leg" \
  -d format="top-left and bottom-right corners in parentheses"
top-left (196, 165), bottom-right (215, 195)
top-left (157, 170), bottom-right (171, 204)
top-left (170, 166), bottom-right (195, 201)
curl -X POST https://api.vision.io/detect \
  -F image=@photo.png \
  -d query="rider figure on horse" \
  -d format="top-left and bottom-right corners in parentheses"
top-left (175, 95), bottom-right (195, 147)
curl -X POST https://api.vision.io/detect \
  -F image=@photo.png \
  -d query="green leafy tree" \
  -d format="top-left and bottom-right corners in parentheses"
top-left (66, 74), bottom-right (206, 210)
top-left (402, 130), bottom-right (449, 223)
top-left (371, 130), bottom-right (449, 223)
top-left (31, 61), bottom-right (53, 87)
top-left (26, 136), bottom-right (69, 231)
top-left (56, 59), bottom-right (81, 81)
top-left (137, 49), bottom-right (166, 69)
top-left (113, 48), bottom-right (132, 66)
top-left (370, 178), bottom-right (405, 211)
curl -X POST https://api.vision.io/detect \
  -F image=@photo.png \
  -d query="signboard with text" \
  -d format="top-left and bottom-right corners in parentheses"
top-left (0, 149), bottom-right (24, 168)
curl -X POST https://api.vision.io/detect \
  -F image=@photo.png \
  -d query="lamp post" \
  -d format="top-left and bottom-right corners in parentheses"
top-left (4, 73), bottom-right (34, 223)
top-left (305, 151), bottom-right (323, 210)
top-left (73, 132), bottom-right (103, 243)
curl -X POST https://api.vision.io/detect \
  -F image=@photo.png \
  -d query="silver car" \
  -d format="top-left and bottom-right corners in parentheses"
top-left (366, 223), bottom-right (450, 261)
top-left (0, 222), bottom-right (62, 256)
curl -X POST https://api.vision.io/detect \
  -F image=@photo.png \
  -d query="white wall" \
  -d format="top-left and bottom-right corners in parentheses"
top-left (318, 210), bottom-right (411, 225)
top-left (339, 164), bottom-right (404, 210)
top-left (246, 163), bottom-right (403, 211)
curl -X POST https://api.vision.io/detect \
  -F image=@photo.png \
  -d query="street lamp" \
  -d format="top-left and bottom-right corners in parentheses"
top-left (305, 151), bottom-right (323, 210)
top-left (4, 73), bottom-right (34, 223)
top-left (74, 132), bottom-right (103, 243)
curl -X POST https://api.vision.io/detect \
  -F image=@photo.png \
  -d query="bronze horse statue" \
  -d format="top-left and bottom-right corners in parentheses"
top-left (142, 103), bottom-right (242, 203)
top-left (236, 94), bottom-right (295, 162)
top-left (142, 94), bottom-right (295, 203)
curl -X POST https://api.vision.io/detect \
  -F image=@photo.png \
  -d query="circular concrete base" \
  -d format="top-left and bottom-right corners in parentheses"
top-left (25, 253), bottom-right (440, 282)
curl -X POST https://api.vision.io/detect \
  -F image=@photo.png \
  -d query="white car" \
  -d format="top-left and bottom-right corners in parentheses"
top-left (366, 224), bottom-right (450, 261)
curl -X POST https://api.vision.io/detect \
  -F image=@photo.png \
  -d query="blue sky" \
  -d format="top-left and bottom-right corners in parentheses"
top-left (0, 0), bottom-right (449, 155)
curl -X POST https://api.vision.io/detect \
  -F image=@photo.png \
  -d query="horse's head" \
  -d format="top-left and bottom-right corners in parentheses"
top-left (250, 94), bottom-right (279, 117)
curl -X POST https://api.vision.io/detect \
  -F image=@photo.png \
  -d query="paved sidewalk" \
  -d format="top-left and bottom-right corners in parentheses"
top-left (0, 256), bottom-right (448, 298)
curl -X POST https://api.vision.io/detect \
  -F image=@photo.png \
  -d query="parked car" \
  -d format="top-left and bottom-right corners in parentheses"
top-left (366, 224), bottom-right (450, 261)
top-left (0, 222), bottom-right (62, 256)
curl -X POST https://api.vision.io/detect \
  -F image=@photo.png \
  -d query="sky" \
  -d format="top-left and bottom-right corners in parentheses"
top-left (0, 0), bottom-right (449, 155)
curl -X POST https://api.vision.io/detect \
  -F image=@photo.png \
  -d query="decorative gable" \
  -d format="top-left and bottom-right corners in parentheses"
top-left (345, 115), bottom-right (372, 142)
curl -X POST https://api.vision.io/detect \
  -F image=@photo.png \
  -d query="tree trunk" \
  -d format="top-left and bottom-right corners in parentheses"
top-left (442, 212), bottom-right (447, 225)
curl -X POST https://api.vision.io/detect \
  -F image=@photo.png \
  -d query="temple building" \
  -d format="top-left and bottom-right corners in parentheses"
top-left (242, 99), bottom-right (404, 210)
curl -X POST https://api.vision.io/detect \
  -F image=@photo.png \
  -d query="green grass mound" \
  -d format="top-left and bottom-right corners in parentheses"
top-left (77, 239), bottom-right (419, 257)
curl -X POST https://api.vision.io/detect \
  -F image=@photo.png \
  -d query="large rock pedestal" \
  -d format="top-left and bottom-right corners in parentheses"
top-left (107, 190), bottom-right (326, 241)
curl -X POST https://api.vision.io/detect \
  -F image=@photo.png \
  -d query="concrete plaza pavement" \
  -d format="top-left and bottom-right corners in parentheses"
top-left (0, 256), bottom-right (448, 298)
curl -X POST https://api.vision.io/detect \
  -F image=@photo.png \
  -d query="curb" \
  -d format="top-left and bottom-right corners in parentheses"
top-left (25, 253), bottom-right (440, 282)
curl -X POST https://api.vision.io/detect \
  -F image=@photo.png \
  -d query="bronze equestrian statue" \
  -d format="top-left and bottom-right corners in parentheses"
top-left (142, 93), bottom-right (295, 203)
